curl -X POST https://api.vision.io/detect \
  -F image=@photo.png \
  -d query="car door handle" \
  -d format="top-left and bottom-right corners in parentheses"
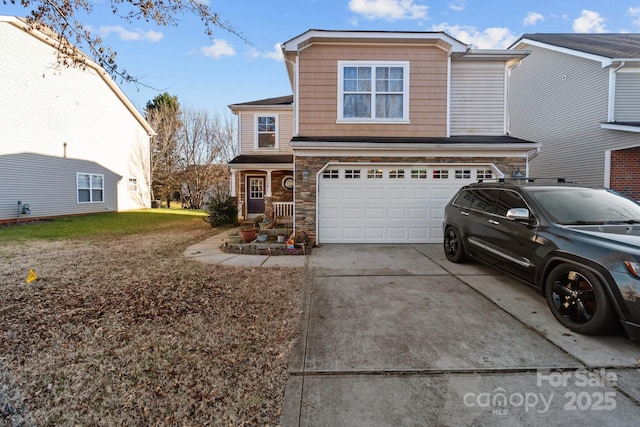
top-left (488, 219), bottom-right (500, 225)
top-left (460, 211), bottom-right (469, 216)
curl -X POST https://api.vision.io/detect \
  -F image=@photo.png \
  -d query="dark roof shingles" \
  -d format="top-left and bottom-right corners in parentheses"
top-left (519, 33), bottom-right (640, 59)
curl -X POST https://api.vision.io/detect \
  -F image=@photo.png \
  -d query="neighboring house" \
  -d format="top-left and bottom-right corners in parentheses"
top-left (0, 16), bottom-right (154, 223)
top-left (508, 34), bottom-right (640, 199)
top-left (229, 30), bottom-right (541, 244)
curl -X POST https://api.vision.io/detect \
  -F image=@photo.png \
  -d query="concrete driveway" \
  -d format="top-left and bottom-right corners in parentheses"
top-left (281, 244), bottom-right (640, 426)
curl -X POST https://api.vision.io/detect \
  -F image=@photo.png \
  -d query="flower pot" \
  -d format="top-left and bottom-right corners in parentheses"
top-left (277, 234), bottom-right (286, 243)
top-left (257, 234), bottom-right (268, 242)
top-left (240, 227), bottom-right (257, 243)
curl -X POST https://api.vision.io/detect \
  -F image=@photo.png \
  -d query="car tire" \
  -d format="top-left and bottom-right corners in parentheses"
top-left (545, 264), bottom-right (616, 335)
top-left (443, 226), bottom-right (468, 263)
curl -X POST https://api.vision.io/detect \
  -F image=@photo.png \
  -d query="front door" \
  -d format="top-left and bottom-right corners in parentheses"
top-left (247, 176), bottom-right (265, 214)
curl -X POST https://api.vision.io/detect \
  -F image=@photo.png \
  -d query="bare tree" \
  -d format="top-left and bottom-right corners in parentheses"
top-left (177, 107), bottom-right (237, 209)
top-left (4, 0), bottom-right (248, 84)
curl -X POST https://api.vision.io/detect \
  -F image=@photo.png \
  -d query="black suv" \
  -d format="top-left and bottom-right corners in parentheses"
top-left (443, 178), bottom-right (640, 341)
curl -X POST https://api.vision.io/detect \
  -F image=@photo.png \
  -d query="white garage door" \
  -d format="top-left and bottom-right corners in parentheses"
top-left (318, 164), bottom-right (494, 243)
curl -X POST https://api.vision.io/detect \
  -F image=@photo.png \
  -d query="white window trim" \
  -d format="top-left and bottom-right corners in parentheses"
top-left (77, 172), bottom-right (105, 204)
top-left (254, 114), bottom-right (279, 150)
top-left (337, 60), bottom-right (410, 124)
top-left (128, 177), bottom-right (138, 192)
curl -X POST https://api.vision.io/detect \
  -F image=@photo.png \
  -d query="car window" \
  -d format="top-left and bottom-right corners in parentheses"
top-left (496, 190), bottom-right (528, 217)
top-left (469, 189), bottom-right (499, 214)
top-left (526, 187), bottom-right (640, 224)
top-left (452, 190), bottom-right (474, 208)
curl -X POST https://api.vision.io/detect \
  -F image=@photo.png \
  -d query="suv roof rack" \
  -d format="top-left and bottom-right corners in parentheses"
top-left (476, 177), bottom-right (568, 184)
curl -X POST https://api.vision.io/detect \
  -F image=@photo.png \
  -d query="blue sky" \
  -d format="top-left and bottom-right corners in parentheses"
top-left (4, 1), bottom-right (640, 116)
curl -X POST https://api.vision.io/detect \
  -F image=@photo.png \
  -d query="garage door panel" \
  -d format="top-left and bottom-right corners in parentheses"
top-left (319, 165), bottom-right (490, 243)
top-left (409, 208), bottom-right (428, 220)
top-left (387, 228), bottom-right (407, 239)
top-left (343, 208), bottom-right (363, 220)
top-left (364, 208), bottom-right (384, 220)
top-left (388, 208), bottom-right (407, 220)
top-left (364, 228), bottom-right (385, 239)
top-left (365, 188), bottom-right (385, 199)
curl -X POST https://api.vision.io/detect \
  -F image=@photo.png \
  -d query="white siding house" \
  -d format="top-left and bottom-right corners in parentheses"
top-left (508, 34), bottom-right (640, 198)
top-left (0, 16), bottom-right (154, 222)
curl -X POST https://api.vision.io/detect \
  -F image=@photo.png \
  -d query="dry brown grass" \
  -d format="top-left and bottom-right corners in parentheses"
top-left (0, 222), bottom-right (304, 426)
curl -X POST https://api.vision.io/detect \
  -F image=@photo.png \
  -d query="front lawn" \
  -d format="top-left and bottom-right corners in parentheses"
top-left (0, 211), bottom-right (304, 425)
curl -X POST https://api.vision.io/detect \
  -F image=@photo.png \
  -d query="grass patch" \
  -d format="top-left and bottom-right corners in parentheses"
top-left (0, 209), bottom-right (209, 243)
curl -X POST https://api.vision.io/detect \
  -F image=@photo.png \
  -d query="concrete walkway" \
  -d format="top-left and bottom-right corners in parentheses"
top-left (183, 228), bottom-right (308, 268)
top-left (281, 244), bottom-right (640, 426)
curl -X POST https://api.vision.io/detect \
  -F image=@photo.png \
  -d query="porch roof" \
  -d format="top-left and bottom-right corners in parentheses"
top-left (290, 135), bottom-right (536, 144)
top-left (228, 154), bottom-right (293, 165)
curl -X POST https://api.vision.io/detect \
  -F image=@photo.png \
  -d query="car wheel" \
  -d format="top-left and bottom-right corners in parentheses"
top-left (545, 264), bottom-right (616, 335)
top-left (443, 226), bottom-right (468, 263)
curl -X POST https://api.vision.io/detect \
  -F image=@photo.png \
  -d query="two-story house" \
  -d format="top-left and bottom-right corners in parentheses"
top-left (229, 30), bottom-right (541, 244)
top-left (508, 34), bottom-right (640, 199)
top-left (0, 16), bottom-right (154, 223)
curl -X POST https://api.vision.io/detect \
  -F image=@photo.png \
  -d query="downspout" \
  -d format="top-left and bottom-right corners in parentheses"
top-left (525, 147), bottom-right (540, 177)
top-left (608, 61), bottom-right (625, 122)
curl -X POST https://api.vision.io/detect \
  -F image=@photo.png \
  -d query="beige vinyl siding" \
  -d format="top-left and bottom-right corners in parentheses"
top-left (0, 20), bottom-right (151, 220)
top-left (509, 44), bottom-right (617, 186)
top-left (614, 71), bottom-right (640, 122)
top-left (238, 110), bottom-right (294, 154)
top-left (297, 44), bottom-right (448, 137)
top-left (450, 61), bottom-right (506, 136)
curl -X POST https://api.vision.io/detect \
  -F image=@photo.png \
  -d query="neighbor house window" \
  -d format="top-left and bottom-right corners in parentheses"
top-left (128, 178), bottom-right (138, 192)
top-left (77, 173), bottom-right (104, 203)
top-left (256, 115), bottom-right (277, 148)
top-left (338, 61), bottom-right (409, 122)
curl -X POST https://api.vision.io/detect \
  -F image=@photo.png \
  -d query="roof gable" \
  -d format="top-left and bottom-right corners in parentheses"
top-left (0, 15), bottom-right (154, 135)
top-left (511, 33), bottom-right (640, 65)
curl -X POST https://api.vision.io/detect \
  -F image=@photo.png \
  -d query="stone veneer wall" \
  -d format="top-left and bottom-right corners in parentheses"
top-left (294, 155), bottom-right (527, 244)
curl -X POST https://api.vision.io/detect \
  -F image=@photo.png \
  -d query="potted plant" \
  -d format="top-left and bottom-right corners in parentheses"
top-left (240, 225), bottom-right (257, 243)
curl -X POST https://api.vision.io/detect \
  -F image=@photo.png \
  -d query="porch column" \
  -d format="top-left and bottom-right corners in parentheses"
top-left (230, 170), bottom-right (236, 197)
top-left (265, 170), bottom-right (272, 197)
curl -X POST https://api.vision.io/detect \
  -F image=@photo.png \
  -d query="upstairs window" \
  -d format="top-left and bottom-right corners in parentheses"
top-left (338, 61), bottom-right (409, 122)
top-left (256, 115), bottom-right (277, 149)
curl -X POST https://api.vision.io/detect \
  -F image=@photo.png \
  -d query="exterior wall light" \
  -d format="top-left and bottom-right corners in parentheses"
top-left (302, 167), bottom-right (310, 182)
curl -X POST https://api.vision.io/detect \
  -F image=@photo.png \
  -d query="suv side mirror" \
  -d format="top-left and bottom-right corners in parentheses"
top-left (506, 208), bottom-right (530, 221)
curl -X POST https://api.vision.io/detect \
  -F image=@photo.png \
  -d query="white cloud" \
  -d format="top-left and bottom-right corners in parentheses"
top-left (449, 2), bottom-right (464, 12)
top-left (348, 0), bottom-right (428, 21)
top-left (573, 10), bottom-right (606, 33)
top-left (247, 43), bottom-right (284, 61)
top-left (432, 23), bottom-right (517, 49)
top-left (99, 25), bottom-right (163, 42)
top-left (200, 39), bottom-right (235, 58)
top-left (628, 7), bottom-right (640, 26)
top-left (523, 12), bottom-right (544, 27)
